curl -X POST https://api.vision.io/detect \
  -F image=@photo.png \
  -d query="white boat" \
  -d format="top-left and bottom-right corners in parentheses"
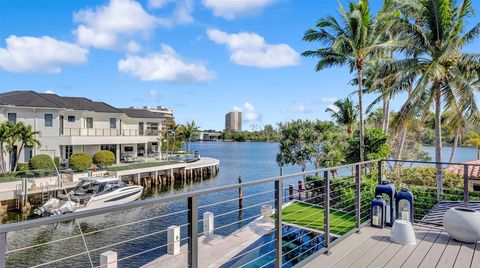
top-left (35, 176), bottom-right (143, 216)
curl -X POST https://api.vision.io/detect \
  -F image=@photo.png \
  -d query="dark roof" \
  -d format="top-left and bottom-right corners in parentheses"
top-left (0, 91), bottom-right (122, 113)
top-left (119, 108), bottom-right (160, 119)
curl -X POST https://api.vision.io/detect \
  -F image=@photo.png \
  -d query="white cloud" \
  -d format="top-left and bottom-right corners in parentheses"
top-left (149, 0), bottom-right (194, 27)
top-left (202, 0), bottom-right (275, 19)
top-left (290, 103), bottom-right (313, 114)
top-left (73, 0), bottom-right (156, 50)
top-left (232, 106), bottom-right (242, 112)
top-left (0, 35), bottom-right (88, 73)
top-left (207, 29), bottom-right (299, 68)
top-left (126, 41), bottom-right (141, 53)
top-left (322, 97), bottom-right (338, 111)
top-left (45, 90), bottom-right (56, 94)
top-left (118, 44), bottom-right (215, 83)
top-left (243, 102), bottom-right (262, 122)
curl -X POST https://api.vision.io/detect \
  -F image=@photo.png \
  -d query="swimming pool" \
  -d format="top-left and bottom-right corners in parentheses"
top-left (220, 225), bottom-right (332, 267)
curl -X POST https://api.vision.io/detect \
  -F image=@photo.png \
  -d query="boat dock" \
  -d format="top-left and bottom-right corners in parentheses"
top-left (142, 217), bottom-right (274, 268)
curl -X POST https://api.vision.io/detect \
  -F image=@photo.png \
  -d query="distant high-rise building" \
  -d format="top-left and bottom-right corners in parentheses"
top-left (225, 111), bottom-right (242, 131)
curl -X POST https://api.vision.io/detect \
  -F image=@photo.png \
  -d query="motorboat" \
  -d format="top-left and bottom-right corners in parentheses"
top-left (35, 176), bottom-right (143, 216)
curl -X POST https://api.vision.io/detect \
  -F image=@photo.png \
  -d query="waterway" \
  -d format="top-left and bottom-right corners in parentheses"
top-left (3, 142), bottom-right (478, 267)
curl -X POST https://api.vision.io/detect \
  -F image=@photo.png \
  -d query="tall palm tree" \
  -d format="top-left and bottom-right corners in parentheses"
top-left (379, 0), bottom-right (480, 197)
top-left (302, 0), bottom-right (396, 162)
top-left (325, 98), bottom-right (357, 135)
top-left (465, 131), bottom-right (480, 159)
top-left (13, 122), bottom-right (41, 171)
top-left (182, 121), bottom-right (200, 153)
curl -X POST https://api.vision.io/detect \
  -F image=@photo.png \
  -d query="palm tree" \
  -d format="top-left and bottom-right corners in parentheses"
top-left (0, 122), bottom-right (15, 173)
top-left (13, 122), bottom-right (40, 171)
top-left (302, 0), bottom-right (396, 162)
top-left (379, 0), bottom-right (480, 197)
top-left (465, 131), bottom-right (480, 159)
top-left (325, 98), bottom-right (357, 135)
top-left (276, 120), bottom-right (315, 174)
top-left (182, 121), bottom-right (200, 153)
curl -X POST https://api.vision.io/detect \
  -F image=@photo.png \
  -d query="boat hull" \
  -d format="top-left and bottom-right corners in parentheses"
top-left (77, 186), bottom-right (144, 212)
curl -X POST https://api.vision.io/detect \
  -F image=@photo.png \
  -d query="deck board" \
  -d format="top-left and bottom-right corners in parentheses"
top-left (453, 243), bottom-right (476, 268)
top-left (401, 229), bottom-right (441, 267)
top-left (418, 231), bottom-right (451, 268)
top-left (300, 224), bottom-right (480, 268)
top-left (436, 239), bottom-right (462, 268)
top-left (471, 243), bottom-right (480, 268)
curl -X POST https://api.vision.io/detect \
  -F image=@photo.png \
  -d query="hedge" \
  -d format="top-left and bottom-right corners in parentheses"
top-left (29, 154), bottom-right (54, 170)
top-left (54, 156), bottom-right (60, 168)
top-left (17, 163), bottom-right (29, 172)
top-left (69, 152), bottom-right (93, 172)
top-left (93, 150), bottom-right (115, 168)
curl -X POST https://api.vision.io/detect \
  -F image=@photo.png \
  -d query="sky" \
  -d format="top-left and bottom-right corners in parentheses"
top-left (0, 0), bottom-right (479, 131)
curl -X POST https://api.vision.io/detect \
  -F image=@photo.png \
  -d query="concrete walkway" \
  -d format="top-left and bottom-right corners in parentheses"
top-left (142, 217), bottom-right (274, 268)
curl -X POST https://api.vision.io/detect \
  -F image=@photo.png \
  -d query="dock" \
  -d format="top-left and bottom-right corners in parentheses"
top-left (142, 217), bottom-right (274, 268)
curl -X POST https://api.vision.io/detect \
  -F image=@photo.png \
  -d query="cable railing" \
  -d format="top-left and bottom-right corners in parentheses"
top-left (1, 159), bottom-right (478, 268)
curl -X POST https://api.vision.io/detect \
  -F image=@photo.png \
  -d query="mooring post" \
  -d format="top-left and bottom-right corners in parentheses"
top-left (238, 176), bottom-right (243, 210)
top-left (167, 225), bottom-right (180, 255)
top-left (203, 212), bottom-right (214, 236)
top-left (100, 251), bottom-right (117, 268)
top-left (289, 184), bottom-right (294, 200)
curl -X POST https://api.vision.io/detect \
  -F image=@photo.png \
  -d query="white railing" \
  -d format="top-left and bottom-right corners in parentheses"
top-left (61, 128), bottom-right (159, 137)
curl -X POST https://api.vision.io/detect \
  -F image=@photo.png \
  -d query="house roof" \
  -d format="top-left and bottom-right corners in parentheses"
top-left (0, 91), bottom-right (123, 113)
top-left (445, 160), bottom-right (480, 180)
top-left (119, 108), bottom-right (160, 119)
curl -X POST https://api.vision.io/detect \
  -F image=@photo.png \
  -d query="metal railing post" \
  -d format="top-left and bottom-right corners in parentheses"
top-left (0, 232), bottom-right (6, 268)
top-left (377, 160), bottom-right (382, 184)
top-left (464, 164), bottom-right (469, 208)
top-left (355, 164), bottom-right (361, 231)
top-left (274, 180), bottom-right (283, 268)
top-left (323, 171), bottom-right (330, 254)
top-left (187, 196), bottom-right (198, 268)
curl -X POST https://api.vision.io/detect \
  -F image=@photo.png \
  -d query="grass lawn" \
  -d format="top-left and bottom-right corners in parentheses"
top-left (281, 201), bottom-right (356, 236)
top-left (106, 161), bottom-right (180, 171)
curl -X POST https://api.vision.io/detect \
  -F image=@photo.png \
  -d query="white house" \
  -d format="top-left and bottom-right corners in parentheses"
top-left (0, 91), bottom-right (165, 169)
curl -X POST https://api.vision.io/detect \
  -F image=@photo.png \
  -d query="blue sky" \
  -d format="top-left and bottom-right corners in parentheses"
top-left (0, 0), bottom-right (479, 130)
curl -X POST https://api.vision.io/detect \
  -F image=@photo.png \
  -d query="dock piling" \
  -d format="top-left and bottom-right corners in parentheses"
top-left (100, 251), bottom-right (117, 268)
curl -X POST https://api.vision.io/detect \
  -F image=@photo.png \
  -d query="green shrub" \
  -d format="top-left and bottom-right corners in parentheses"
top-left (93, 150), bottom-right (115, 168)
top-left (17, 163), bottom-right (29, 172)
top-left (54, 156), bottom-right (60, 168)
top-left (29, 154), bottom-right (54, 170)
top-left (69, 152), bottom-right (93, 172)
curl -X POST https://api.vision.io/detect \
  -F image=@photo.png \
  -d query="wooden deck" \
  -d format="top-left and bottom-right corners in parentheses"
top-left (422, 201), bottom-right (480, 225)
top-left (301, 224), bottom-right (480, 268)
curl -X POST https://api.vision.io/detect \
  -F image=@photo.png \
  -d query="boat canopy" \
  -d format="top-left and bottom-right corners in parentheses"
top-left (79, 176), bottom-right (120, 183)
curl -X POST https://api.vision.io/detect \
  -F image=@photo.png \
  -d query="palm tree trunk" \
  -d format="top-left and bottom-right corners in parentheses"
top-left (394, 124), bottom-right (408, 170)
top-left (385, 97), bottom-right (390, 133)
top-left (382, 97), bottom-right (388, 132)
top-left (434, 86), bottom-right (443, 200)
top-left (357, 68), bottom-right (365, 162)
top-left (13, 142), bottom-right (24, 172)
top-left (0, 145), bottom-right (5, 173)
top-left (449, 129), bottom-right (459, 163)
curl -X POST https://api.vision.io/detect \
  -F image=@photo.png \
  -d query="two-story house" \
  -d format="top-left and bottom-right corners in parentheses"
top-left (0, 91), bottom-right (164, 170)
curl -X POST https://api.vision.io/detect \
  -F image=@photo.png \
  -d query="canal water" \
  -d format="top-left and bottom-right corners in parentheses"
top-left (3, 142), bottom-right (478, 267)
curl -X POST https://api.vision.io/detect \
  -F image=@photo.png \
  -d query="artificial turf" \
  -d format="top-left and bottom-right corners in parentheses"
top-left (281, 201), bottom-right (356, 236)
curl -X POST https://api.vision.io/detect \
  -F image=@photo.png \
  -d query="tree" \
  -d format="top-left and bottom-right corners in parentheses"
top-left (182, 121), bottom-right (200, 153)
top-left (381, 0), bottom-right (480, 196)
top-left (465, 131), bottom-right (480, 159)
top-left (344, 128), bottom-right (390, 163)
top-left (276, 120), bottom-right (315, 173)
top-left (303, 0), bottom-right (396, 162)
top-left (13, 122), bottom-right (41, 171)
top-left (311, 120), bottom-right (336, 170)
top-left (325, 98), bottom-right (357, 135)
top-left (0, 122), bottom-right (15, 172)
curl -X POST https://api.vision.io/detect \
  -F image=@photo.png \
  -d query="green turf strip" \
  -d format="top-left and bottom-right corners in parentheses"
top-left (281, 201), bottom-right (356, 236)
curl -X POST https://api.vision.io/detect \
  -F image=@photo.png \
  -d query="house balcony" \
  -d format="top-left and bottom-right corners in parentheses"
top-left (1, 160), bottom-right (479, 267)
top-left (61, 128), bottom-right (159, 137)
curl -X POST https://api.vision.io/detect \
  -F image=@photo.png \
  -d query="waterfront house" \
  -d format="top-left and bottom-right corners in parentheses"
top-left (0, 90), bottom-right (166, 170)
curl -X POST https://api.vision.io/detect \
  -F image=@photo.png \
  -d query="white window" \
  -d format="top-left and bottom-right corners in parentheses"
top-left (85, 117), bottom-right (93, 128)
top-left (45, 114), bottom-right (53, 127)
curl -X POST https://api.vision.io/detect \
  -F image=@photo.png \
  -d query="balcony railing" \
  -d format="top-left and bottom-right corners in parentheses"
top-left (61, 128), bottom-right (159, 137)
top-left (0, 159), bottom-right (478, 267)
